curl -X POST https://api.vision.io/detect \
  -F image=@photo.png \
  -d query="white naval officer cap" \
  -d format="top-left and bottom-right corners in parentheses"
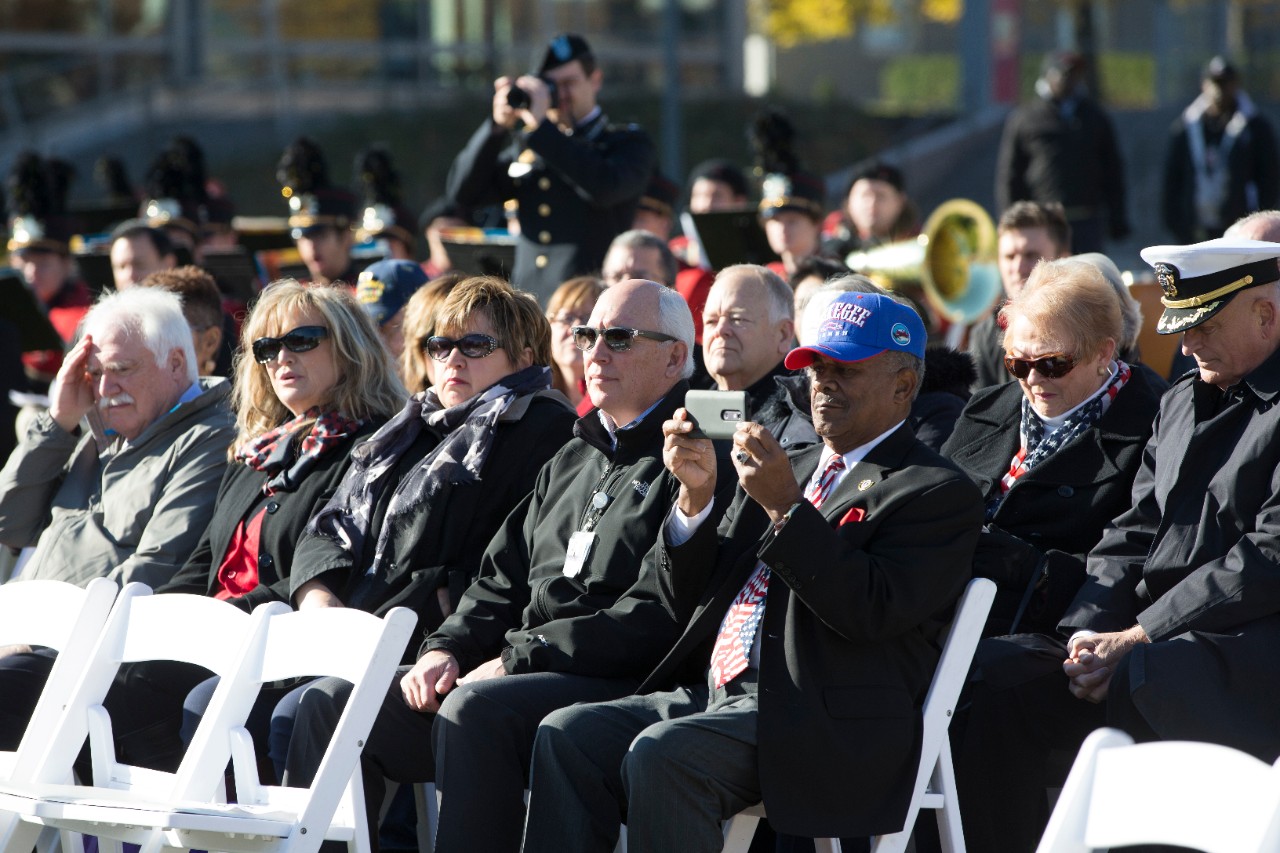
top-left (1140, 237), bottom-right (1280, 334)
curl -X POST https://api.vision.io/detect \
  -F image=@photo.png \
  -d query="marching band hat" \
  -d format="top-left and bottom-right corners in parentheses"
top-left (637, 172), bottom-right (680, 219)
top-left (759, 171), bottom-right (825, 221)
top-left (785, 291), bottom-right (926, 367)
top-left (1141, 237), bottom-right (1280, 334)
top-left (537, 34), bottom-right (593, 75)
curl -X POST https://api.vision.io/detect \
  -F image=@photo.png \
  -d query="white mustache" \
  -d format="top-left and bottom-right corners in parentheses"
top-left (98, 393), bottom-right (135, 410)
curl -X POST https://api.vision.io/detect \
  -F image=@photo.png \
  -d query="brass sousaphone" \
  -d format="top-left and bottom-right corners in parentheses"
top-left (844, 198), bottom-right (1002, 327)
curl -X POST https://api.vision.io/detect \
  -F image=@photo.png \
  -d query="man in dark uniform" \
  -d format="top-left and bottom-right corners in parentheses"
top-left (952, 231), bottom-right (1280, 852)
top-left (277, 137), bottom-right (361, 287)
top-left (446, 33), bottom-right (655, 304)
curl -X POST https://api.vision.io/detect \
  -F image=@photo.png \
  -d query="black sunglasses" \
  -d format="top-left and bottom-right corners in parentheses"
top-left (252, 326), bottom-right (329, 363)
top-left (425, 333), bottom-right (501, 362)
top-left (570, 326), bottom-right (677, 352)
top-left (1003, 352), bottom-right (1077, 380)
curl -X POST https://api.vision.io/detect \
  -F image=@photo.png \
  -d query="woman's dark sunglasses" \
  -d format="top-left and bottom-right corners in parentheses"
top-left (1003, 352), bottom-right (1077, 380)
top-left (425, 333), bottom-right (501, 362)
top-left (570, 326), bottom-right (677, 352)
top-left (252, 326), bottom-right (329, 363)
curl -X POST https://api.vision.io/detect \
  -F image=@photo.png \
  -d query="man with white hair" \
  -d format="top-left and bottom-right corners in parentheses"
top-left (0, 286), bottom-right (234, 587)
top-left (701, 264), bottom-right (816, 450)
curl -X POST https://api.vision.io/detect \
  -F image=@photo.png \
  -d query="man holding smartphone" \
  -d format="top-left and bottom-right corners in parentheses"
top-left (523, 290), bottom-right (983, 851)
top-left (447, 33), bottom-right (656, 304)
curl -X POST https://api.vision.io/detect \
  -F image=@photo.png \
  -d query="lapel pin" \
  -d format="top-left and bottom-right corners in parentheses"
top-left (858, 479), bottom-right (874, 491)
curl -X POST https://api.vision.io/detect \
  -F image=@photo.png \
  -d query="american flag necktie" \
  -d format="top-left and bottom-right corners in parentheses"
top-left (708, 454), bottom-right (846, 688)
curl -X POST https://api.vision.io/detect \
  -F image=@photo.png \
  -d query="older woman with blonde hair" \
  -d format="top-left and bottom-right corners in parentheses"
top-left (96, 279), bottom-right (402, 773)
top-left (545, 275), bottom-right (606, 412)
top-left (942, 258), bottom-right (1164, 635)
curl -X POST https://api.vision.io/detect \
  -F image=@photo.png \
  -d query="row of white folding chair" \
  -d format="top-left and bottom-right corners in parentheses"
top-left (1037, 727), bottom-right (1280, 853)
top-left (0, 583), bottom-right (416, 853)
top-left (0, 578), bottom-right (120, 853)
top-left (716, 577), bottom-right (996, 853)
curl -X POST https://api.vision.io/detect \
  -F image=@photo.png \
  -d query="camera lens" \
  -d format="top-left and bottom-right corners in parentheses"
top-left (507, 86), bottom-right (530, 110)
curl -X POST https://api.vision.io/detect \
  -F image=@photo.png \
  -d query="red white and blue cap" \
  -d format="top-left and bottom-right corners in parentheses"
top-left (1140, 237), bottom-right (1280, 334)
top-left (784, 291), bottom-right (925, 368)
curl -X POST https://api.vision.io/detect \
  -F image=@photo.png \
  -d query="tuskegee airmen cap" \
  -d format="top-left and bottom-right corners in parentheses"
top-left (784, 291), bottom-right (926, 367)
top-left (1140, 237), bottom-right (1280, 334)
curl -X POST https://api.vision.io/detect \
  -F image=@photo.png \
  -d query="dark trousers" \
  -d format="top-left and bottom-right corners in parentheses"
top-left (0, 648), bottom-right (205, 776)
top-left (949, 633), bottom-right (1157, 853)
top-left (525, 678), bottom-right (769, 853)
top-left (278, 667), bottom-right (637, 853)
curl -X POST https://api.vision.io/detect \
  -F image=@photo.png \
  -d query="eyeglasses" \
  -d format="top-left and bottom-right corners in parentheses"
top-left (424, 333), bottom-right (501, 362)
top-left (252, 326), bottom-right (329, 363)
top-left (570, 326), bottom-right (677, 352)
top-left (548, 311), bottom-right (590, 327)
top-left (1003, 352), bottom-right (1077, 380)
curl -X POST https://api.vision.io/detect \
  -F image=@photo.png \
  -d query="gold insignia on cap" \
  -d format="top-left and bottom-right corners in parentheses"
top-left (858, 479), bottom-right (874, 491)
top-left (1155, 263), bottom-right (1179, 299)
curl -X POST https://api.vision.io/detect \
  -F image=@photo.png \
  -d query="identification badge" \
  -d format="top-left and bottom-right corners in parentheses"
top-left (563, 530), bottom-right (597, 578)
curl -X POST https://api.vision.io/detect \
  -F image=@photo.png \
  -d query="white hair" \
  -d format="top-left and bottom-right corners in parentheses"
top-left (82, 287), bottom-right (199, 384)
top-left (656, 283), bottom-right (696, 379)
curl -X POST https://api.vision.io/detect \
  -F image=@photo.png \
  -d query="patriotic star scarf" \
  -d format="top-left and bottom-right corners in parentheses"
top-left (993, 361), bottom-right (1131, 517)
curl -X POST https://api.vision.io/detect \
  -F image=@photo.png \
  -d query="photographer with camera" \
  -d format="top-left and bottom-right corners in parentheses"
top-left (447, 33), bottom-right (656, 305)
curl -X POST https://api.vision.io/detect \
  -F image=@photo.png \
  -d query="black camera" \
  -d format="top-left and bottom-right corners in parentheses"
top-left (507, 75), bottom-right (554, 110)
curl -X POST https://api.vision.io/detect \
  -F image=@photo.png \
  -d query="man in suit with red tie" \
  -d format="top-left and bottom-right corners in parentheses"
top-left (522, 291), bottom-right (984, 852)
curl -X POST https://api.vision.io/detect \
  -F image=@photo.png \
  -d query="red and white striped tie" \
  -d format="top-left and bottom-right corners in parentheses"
top-left (708, 454), bottom-right (846, 688)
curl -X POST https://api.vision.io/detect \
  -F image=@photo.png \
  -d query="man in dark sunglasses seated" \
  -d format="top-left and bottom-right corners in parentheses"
top-left (951, 225), bottom-right (1280, 853)
top-left (281, 279), bottom-right (734, 852)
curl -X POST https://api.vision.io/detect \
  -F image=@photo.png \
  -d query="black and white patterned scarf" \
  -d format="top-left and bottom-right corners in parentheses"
top-left (307, 365), bottom-right (551, 576)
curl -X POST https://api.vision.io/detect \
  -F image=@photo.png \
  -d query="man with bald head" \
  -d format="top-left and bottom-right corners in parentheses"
top-left (281, 279), bottom-right (731, 853)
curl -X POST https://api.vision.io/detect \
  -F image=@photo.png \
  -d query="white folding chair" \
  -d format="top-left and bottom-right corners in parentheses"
top-left (1037, 727), bottom-right (1280, 853)
top-left (0, 590), bottom-right (288, 853)
top-left (10, 605), bottom-right (416, 853)
top-left (719, 577), bottom-right (996, 853)
top-left (0, 578), bottom-right (120, 853)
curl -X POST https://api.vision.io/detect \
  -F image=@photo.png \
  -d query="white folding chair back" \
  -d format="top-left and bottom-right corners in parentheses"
top-left (0, 590), bottom-right (287, 853)
top-left (0, 578), bottom-right (119, 853)
top-left (719, 577), bottom-right (996, 853)
top-left (10, 606), bottom-right (416, 853)
top-left (1037, 727), bottom-right (1280, 853)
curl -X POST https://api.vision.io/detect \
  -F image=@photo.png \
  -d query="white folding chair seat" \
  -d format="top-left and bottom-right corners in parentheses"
top-left (0, 589), bottom-right (288, 853)
top-left (719, 577), bottom-right (995, 853)
top-left (9, 605), bottom-right (416, 853)
top-left (0, 578), bottom-right (119, 853)
top-left (1036, 727), bottom-right (1280, 853)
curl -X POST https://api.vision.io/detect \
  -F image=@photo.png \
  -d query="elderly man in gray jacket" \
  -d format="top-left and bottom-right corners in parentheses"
top-left (0, 285), bottom-right (233, 587)
top-left (0, 286), bottom-right (234, 767)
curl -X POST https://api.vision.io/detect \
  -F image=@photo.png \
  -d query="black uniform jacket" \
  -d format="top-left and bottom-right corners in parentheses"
top-left (643, 424), bottom-right (982, 838)
top-left (424, 381), bottom-right (734, 677)
top-left (1064, 346), bottom-right (1280, 759)
top-left (288, 393), bottom-right (577, 653)
top-left (160, 420), bottom-right (381, 610)
top-left (942, 367), bottom-right (1163, 632)
top-left (447, 112), bottom-right (655, 303)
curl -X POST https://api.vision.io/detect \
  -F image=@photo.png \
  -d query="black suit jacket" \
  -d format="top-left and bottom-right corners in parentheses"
top-left (643, 424), bottom-right (982, 838)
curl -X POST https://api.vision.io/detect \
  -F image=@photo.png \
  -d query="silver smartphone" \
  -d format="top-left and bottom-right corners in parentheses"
top-left (684, 389), bottom-right (749, 440)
